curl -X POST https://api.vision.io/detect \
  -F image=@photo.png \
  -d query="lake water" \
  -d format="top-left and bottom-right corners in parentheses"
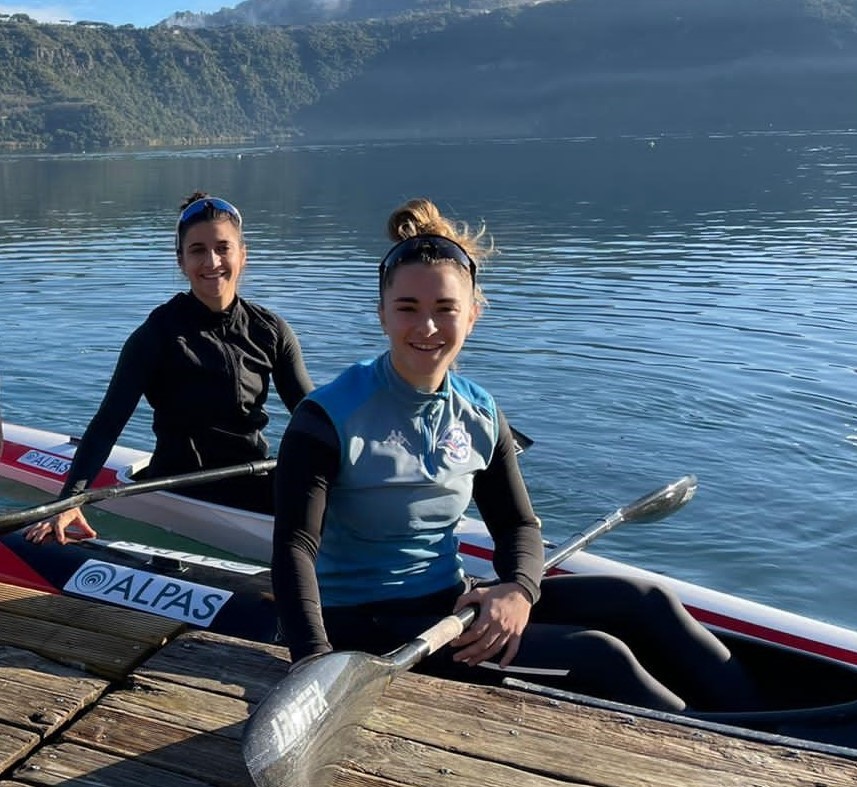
top-left (0, 132), bottom-right (855, 629)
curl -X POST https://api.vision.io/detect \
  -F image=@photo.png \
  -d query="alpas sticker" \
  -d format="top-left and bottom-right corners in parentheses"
top-left (17, 449), bottom-right (72, 476)
top-left (64, 560), bottom-right (232, 626)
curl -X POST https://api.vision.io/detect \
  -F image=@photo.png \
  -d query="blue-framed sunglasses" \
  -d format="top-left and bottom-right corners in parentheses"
top-left (174, 197), bottom-right (243, 252)
top-left (378, 234), bottom-right (476, 291)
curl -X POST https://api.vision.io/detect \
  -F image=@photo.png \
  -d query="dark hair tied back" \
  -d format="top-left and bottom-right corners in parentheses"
top-left (385, 197), bottom-right (491, 304)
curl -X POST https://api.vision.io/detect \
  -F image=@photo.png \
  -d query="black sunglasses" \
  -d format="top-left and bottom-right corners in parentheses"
top-left (378, 234), bottom-right (476, 291)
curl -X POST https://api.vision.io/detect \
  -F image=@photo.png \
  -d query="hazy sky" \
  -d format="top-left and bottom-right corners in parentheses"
top-left (0, 1), bottom-right (232, 26)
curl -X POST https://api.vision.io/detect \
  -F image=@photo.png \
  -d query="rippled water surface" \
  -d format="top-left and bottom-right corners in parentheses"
top-left (1, 133), bottom-right (855, 627)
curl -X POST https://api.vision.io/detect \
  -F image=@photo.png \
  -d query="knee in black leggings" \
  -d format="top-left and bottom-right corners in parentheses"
top-left (610, 580), bottom-right (689, 639)
top-left (639, 583), bottom-right (684, 616)
top-left (561, 630), bottom-right (685, 711)
top-left (569, 630), bottom-right (638, 677)
top-left (609, 578), bottom-right (680, 616)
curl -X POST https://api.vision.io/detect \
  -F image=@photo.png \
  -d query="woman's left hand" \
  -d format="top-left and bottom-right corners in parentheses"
top-left (450, 582), bottom-right (532, 668)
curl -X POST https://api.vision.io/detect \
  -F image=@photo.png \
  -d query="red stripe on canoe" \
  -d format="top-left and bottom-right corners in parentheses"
top-left (1, 438), bottom-right (118, 488)
top-left (0, 542), bottom-right (59, 594)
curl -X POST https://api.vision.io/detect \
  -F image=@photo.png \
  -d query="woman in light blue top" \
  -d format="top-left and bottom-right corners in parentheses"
top-left (271, 197), bottom-right (761, 713)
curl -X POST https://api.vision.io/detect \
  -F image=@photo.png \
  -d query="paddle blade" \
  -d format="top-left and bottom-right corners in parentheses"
top-left (618, 473), bottom-right (697, 525)
top-left (510, 425), bottom-right (534, 454)
top-left (242, 651), bottom-right (393, 787)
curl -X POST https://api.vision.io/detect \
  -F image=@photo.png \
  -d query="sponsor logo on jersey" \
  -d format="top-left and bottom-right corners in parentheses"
top-left (380, 429), bottom-right (412, 450)
top-left (438, 424), bottom-right (472, 463)
top-left (64, 560), bottom-right (232, 626)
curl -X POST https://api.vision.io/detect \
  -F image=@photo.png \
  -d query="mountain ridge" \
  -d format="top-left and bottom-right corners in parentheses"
top-left (1, 0), bottom-right (856, 152)
top-left (160, 0), bottom-right (535, 29)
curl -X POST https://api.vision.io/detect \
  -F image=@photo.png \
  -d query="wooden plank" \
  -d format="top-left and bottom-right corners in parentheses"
top-left (4, 620), bottom-right (855, 787)
top-left (0, 644), bottom-right (107, 690)
top-left (0, 646), bottom-right (107, 733)
top-left (0, 609), bottom-right (179, 680)
top-left (135, 630), bottom-right (290, 702)
top-left (64, 705), bottom-right (252, 787)
top-left (0, 583), bottom-right (181, 645)
top-left (0, 644), bottom-right (110, 683)
top-left (0, 678), bottom-right (95, 736)
top-left (0, 723), bottom-right (39, 775)
top-left (333, 727), bottom-right (583, 787)
top-left (332, 773), bottom-right (416, 787)
top-left (9, 741), bottom-right (217, 787)
top-left (0, 645), bottom-right (108, 775)
top-left (100, 675), bottom-right (249, 738)
top-left (369, 673), bottom-right (857, 787)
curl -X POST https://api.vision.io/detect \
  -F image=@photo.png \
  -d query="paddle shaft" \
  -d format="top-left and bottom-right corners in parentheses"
top-left (0, 458), bottom-right (277, 531)
top-left (0, 423), bottom-right (531, 532)
top-left (391, 473), bottom-right (698, 670)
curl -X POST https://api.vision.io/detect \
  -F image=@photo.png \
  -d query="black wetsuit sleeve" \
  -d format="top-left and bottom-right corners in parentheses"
top-left (271, 400), bottom-right (340, 662)
top-left (271, 317), bottom-right (313, 413)
top-left (60, 326), bottom-right (156, 497)
top-left (472, 409), bottom-right (544, 604)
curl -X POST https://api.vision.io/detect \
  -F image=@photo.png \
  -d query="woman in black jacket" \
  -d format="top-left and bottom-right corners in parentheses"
top-left (25, 191), bottom-right (313, 544)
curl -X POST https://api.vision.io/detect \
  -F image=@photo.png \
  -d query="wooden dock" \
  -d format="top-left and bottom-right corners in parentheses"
top-left (1, 580), bottom-right (857, 787)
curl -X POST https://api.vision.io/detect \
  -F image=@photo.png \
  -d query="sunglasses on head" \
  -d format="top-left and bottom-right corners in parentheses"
top-left (378, 234), bottom-right (476, 291)
top-left (175, 197), bottom-right (243, 252)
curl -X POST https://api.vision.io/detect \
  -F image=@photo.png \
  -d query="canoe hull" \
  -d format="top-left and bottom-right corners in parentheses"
top-left (3, 420), bottom-right (857, 671)
top-left (3, 422), bottom-right (857, 754)
top-left (2, 528), bottom-right (857, 758)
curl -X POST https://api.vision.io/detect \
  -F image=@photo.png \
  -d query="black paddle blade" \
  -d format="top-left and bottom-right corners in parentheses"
top-left (242, 650), bottom-right (394, 787)
top-left (510, 425), bottom-right (534, 454)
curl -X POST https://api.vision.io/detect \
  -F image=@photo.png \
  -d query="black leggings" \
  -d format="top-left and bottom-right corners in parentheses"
top-left (323, 574), bottom-right (761, 713)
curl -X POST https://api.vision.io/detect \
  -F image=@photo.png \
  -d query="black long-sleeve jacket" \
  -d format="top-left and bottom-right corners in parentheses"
top-left (61, 291), bottom-right (312, 496)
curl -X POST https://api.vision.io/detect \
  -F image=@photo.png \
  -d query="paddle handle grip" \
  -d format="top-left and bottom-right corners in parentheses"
top-left (393, 606), bottom-right (477, 669)
top-left (421, 607), bottom-right (477, 655)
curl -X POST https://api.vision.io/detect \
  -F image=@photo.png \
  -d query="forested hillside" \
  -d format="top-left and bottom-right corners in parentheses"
top-left (297, 0), bottom-right (857, 141)
top-left (163, 0), bottom-right (534, 28)
top-left (1, 0), bottom-right (857, 152)
top-left (0, 14), bottom-right (418, 150)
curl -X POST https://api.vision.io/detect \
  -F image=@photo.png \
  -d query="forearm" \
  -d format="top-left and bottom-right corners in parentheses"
top-left (271, 531), bottom-right (331, 661)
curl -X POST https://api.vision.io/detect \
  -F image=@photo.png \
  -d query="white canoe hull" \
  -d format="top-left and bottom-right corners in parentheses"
top-left (3, 420), bottom-right (857, 668)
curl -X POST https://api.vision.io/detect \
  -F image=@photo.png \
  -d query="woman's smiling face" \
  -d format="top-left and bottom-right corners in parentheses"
top-left (378, 261), bottom-right (479, 391)
top-left (178, 218), bottom-right (247, 311)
